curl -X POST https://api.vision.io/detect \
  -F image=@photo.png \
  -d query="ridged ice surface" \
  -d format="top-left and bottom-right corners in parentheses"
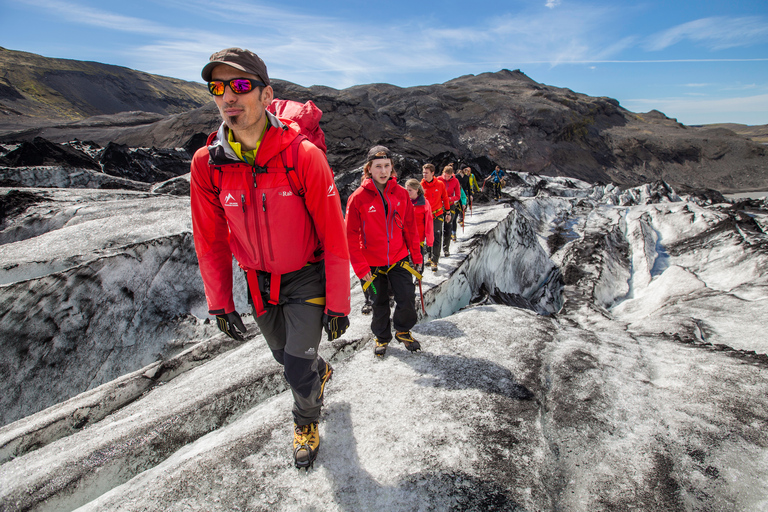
top-left (1, 175), bottom-right (767, 511)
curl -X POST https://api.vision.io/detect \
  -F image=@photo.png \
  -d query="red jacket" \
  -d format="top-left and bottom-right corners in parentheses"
top-left (190, 114), bottom-right (351, 317)
top-left (346, 177), bottom-right (423, 279)
top-left (438, 175), bottom-right (461, 206)
top-left (412, 195), bottom-right (434, 247)
top-left (421, 177), bottom-right (450, 218)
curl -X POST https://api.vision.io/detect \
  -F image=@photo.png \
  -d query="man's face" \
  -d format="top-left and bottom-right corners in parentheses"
top-left (423, 167), bottom-right (434, 181)
top-left (370, 159), bottom-right (392, 186)
top-left (211, 64), bottom-right (273, 136)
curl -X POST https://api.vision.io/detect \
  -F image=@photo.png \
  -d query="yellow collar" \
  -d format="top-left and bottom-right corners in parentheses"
top-left (227, 122), bottom-right (269, 166)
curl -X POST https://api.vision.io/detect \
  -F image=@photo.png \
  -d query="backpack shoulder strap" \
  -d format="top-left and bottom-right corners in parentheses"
top-left (212, 166), bottom-right (223, 195)
top-left (280, 134), bottom-right (307, 197)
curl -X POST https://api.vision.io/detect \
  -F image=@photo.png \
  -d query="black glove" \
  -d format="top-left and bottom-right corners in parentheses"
top-left (216, 311), bottom-right (247, 341)
top-left (323, 314), bottom-right (350, 341)
top-left (415, 263), bottom-right (424, 274)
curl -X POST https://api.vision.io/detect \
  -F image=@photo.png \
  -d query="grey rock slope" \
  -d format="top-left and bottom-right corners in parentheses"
top-left (3, 68), bottom-right (766, 194)
top-left (0, 47), bottom-right (210, 124)
top-left (1, 177), bottom-right (767, 511)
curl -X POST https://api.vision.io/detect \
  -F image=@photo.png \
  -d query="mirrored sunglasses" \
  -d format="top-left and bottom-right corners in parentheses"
top-left (207, 78), bottom-right (266, 96)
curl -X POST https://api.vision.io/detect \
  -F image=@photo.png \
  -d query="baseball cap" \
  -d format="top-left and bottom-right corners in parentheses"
top-left (201, 48), bottom-right (270, 85)
top-left (366, 145), bottom-right (392, 162)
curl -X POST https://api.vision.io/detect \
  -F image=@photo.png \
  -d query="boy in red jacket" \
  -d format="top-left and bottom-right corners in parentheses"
top-left (437, 165), bottom-right (461, 256)
top-left (190, 48), bottom-right (350, 469)
top-left (421, 164), bottom-right (451, 272)
top-left (346, 146), bottom-right (424, 357)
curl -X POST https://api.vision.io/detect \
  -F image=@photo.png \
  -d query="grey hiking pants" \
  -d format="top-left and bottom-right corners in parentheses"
top-left (250, 262), bottom-right (327, 426)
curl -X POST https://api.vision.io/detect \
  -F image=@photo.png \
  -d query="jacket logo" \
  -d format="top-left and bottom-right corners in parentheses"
top-left (368, 206), bottom-right (377, 213)
top-left (280, 191), bottom-right (294, 197)
top-left (327, 185), bottom-right (336, 197)
top-left (223, 193), bottom-right (239, 207)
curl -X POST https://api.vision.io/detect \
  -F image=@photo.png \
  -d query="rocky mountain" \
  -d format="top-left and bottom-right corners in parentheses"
top-left (0, 47), bottom-right (210, 128)
top-left (2, 61), bottom-right (766, 195)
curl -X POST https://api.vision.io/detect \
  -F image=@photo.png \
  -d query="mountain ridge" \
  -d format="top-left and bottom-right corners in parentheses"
top-left (0, 47), bottom-right (210, 124)
top-left (1, 49), bottom-right (766, 194)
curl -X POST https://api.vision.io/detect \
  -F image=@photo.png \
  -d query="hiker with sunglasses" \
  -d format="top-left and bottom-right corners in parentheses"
top-left (346, 146), bottom-right (424, 357)
top-left (190, 48), bottom-right (350, 470)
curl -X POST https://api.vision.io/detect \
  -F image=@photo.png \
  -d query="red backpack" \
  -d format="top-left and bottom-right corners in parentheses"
top-left (266, 98), bottom-right (328, 197)
top-left (268, 98), bottom-right (327, 154)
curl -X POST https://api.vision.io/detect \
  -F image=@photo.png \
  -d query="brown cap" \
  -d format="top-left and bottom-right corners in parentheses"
top-left (366, 145), bottom-right (391, 162)
top-left (201, 48), bottom-right (270, 85)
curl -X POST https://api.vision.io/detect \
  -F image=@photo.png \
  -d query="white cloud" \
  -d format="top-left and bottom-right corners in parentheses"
top-left (17, 0), bottom-right (171, 35)
top-left (546, 0), bottom-right (562, 8)
top-left (646, 16), bottom-right (768, 51)
top-left (15, 0), bottom-right (637, 87)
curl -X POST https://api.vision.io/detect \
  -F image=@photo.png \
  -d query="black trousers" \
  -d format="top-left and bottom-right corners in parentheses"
top-left (443, 204), bottom-right (458, 252)
top-left (365, 261), bottom-right (417, 342)
top-left (429, 216), bottom-right (444, 265)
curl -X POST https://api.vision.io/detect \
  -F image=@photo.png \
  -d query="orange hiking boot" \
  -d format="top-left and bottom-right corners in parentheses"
top-left (293, 421), bottom-right (319, 470)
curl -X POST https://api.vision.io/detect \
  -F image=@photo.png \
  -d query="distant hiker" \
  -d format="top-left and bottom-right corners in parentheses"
top-left (405, 178), bottom-right (434, 267)
top-left (490, 165), bottom-right (506, 200)
top-left (346, 146), bottom-right (424, 357)
top-left (456, 167), bottom-right (472, 225)
top-left (456, 167), bottom-right (471, 202)
top-left (468, 167), bottom-right (481, 196)
top-left (437, 165), bottom-right (461, 254)
top-left (190, 47), bottom-right (350, 470)
top-left (421, 163), bottom-right (451, 271)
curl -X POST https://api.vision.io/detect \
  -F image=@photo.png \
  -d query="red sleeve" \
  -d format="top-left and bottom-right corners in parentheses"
top-left (424, 206), bottom-right (434, 247)
top-left (345, 190), bottom-right (371, 279)
top-left (296, 141), bottom-right (351, 316)
top-left (190, 148), bottom-right (236, 315)
top-left (440, 182), bottom-right (450, 212)
top-left (450, 180), bottom-right (461, 204)
top-left (401, 192), bottom-right (422, 265)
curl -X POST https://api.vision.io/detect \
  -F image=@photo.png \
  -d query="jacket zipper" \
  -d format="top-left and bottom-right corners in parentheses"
top-left (377, 187), bottom-right (392, 264)
top-left (262, 192), bottom-right (275, 261)
top-left (241, 193), bottom-right (259, 259)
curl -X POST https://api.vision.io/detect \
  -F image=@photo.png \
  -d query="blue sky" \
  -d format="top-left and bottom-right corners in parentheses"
top-left (1, 0), bottom-right (767, 125)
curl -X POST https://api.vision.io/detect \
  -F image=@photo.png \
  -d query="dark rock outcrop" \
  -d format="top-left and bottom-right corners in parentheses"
top-left (0, 137), bottom-right (99, 170)
top-left (100, 143), bottom-right (190, 183)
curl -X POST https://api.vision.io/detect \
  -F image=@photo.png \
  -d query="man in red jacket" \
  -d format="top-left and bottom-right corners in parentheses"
top-left (421, 163), bottom-right (451, 272)
top-left (346, 146), bottom-right (423, 357)
top-left (437, 165), bottom-right (461, 256)
top-left (190, 48), bottom-right (350, 469)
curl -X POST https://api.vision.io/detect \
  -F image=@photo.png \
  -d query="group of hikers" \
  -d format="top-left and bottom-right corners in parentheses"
top-left (190, 48), bottom-right (507, 470)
